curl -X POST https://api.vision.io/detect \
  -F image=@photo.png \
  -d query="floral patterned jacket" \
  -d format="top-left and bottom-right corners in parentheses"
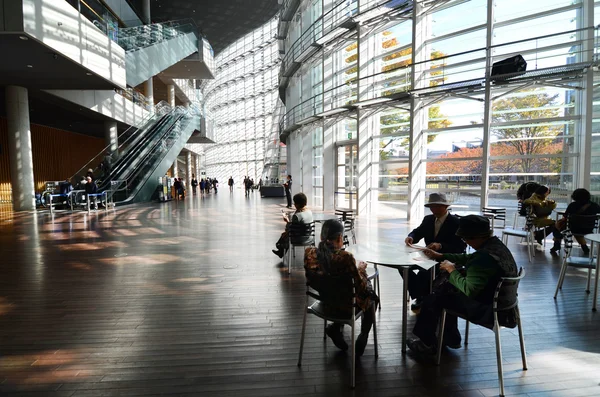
top-left (304, 247), bottom-right (374, 312)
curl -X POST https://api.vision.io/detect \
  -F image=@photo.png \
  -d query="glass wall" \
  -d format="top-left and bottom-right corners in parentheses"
top-left (280, 0), bottom-right (597, 219)
top-left (202, 17), bottom-right (280, 185)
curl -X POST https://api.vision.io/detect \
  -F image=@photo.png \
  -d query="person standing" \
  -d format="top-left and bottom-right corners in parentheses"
top-left (191, 174), bottom-right (198, 195)
top-left (228, 176), bottom-right (234, 192)
top-left (284, 175), bottom-right (292, 208)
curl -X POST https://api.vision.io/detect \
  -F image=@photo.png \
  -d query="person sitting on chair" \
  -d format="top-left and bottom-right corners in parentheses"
top-left (304, 219), bottom-right (379, 356)
top-left (523, 185), bottom-right (562, 255)
top-left (407, 215), bottom-right (518, 355)
top-left (404, 193), bottom-right (466, 311)
top-left (272, 193), bottom-right (313, 258)
top-left (556, 188), bottom-right (600, 256)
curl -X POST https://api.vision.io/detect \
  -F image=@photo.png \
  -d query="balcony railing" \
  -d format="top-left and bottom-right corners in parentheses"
top-left (280, 26), bottom-right (600, 135)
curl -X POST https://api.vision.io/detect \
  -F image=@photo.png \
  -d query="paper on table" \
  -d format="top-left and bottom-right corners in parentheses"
top-left (407, 243), bottom-right (427, 251)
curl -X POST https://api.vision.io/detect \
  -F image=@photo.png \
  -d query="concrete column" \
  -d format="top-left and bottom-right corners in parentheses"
top-left (168, 84), bottom-right (176, 108)
top-left (5, 86), bottom-right (35, 211)
top-left (142, 0), bottom-right (151, 25)
top-left (172, 159), bottom-right (178, 179)
top-left (186, 151), bottom-right (192, 192)
top-left (144, 78), bottom-right (154, 110)
top-left (104, 121), bottom-right (118, 153)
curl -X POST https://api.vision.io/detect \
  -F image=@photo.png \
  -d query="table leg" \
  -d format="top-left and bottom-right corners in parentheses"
top-left (402, 267), bottom-right (409, 354)
top-left (594, 242), bottom-right (599, 312)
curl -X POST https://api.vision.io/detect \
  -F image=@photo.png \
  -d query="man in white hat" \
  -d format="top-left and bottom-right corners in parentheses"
top-left (403, 193), bottom-right (466, 311)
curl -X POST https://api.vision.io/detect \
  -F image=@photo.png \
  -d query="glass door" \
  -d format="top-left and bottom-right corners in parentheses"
top-left (335, 144), bottom-right (358, 211)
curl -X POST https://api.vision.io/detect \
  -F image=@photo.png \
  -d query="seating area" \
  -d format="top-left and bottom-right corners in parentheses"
top-left (1, 196), bottom-right (600, 396)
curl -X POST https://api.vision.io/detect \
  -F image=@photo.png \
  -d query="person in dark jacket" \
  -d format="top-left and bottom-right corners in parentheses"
top-left (557, 188), bottom-right (600, 256)
top-left (191, 175), bottom-right (198, 195)
top-left (85, 176), bottom-right (98, 209)
top-left (404, 193), bottom-right (466, 310)
top-left (407, 215), bottom-right (518, 354)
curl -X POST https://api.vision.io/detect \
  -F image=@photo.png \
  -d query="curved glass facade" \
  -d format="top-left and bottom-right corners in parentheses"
top-left (203, 17), bottom-right (281, 184)
top-left (280, 0), bottom-right (600, 220)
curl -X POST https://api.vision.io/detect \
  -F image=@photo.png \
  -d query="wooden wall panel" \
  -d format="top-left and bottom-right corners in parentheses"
top-left (0, 117), bottom-right (105, 204)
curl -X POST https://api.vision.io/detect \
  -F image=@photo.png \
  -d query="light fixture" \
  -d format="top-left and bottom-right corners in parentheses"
top-left (26, 64), bottom-right (33, 68)
top-left (86, 72), bottom-right (93, 76)
top-left (19, 36), bottom-right (28, 41)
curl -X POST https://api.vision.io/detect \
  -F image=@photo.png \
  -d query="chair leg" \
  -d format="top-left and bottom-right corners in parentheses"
top-left (493, 315), bottom-right (505, 397)
top-left (554, 257), bottom-right (569, 298)
top-left (515, 306), bottom-right (528, 370)
top-left (436, 310), bottom-right (446, 366)
top-left (464, 320), bottom-right (469, 345)
top-left (372, 304), bottom-right (378, 358)
top-left (323, 319), bottom-right (327, 340)
top-left (298, 308), bottom-right (308, 367)
top-left (351, 318), bottom-right (356, 388)
top-left (586, 268), bottom-right (592, 294)
top-left (287, 247), bottom-right (293, 274)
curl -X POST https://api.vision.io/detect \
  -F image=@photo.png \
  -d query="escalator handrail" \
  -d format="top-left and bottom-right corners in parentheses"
top-left (116, 113), bottom-right (197, 204)
top-left (109, 111), bottom-right (192, 203)
top-left (97, 110), bottom-right (178, 191)
top-left (70, 101), bottom-right (171, 184)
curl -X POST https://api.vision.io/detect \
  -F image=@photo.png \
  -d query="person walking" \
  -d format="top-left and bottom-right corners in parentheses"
top-left (228, 176), bottom-right (234, 192)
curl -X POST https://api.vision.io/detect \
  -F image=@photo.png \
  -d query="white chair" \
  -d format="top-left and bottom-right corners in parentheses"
top-left (298, 271), bottom-right (379, 388)
top-left (436, 268), bottom-right (527, 397)
top-left (554, 214), bottom-right (600, 300)
top-left (502, 210), bottom-right (536, 262)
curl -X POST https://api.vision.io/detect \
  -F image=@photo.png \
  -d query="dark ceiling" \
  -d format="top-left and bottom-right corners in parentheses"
top-left (129, 0), bottom-right (279, 55)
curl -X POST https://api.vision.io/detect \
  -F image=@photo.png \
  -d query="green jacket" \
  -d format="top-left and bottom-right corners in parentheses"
top-left (441, 237), bottom-right (517, 304)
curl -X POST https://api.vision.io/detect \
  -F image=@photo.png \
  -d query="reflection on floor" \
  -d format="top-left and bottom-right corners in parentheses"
top-left (1, 192), bottom-right (599, 396)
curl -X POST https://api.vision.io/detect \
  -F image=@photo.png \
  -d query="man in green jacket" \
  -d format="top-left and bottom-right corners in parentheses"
top-left (407, 215), bottom-right (518, 354)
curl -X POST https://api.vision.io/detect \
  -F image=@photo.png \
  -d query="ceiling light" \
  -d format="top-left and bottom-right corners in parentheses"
top-left (19, 36), bottom-right (28, 40)
top-left (86, 72), bottom-right (93, 76)
top-left (27, 64), bottom-right (33, 68)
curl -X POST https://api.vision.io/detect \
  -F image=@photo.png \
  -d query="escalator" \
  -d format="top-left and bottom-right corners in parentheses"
top-left (118, 19), bottom-right (201, 87)
top-left (71, 103), bottom-right (200, 206)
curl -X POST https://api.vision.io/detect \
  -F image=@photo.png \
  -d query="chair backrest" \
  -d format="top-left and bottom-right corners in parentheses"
top-left (563, 214), bottom-right (600, 252)
top-left (482, 206), bottom-right (506, 221)
top-left (493, 267), bottom-right (525, 313)
top-left (306, 271), bottom-right (355, 308)
top-left (335, 209), bottom-right (356, 221)
top-left (289, 222), bottom-right (315, 238)
top-left (523, 207), bottom-right (536, 231)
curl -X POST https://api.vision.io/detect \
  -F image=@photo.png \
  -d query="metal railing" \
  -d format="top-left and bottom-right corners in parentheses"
top-left (280, 26), bottom-right (600, 133)
top-left (117, 19), bottom-right (198, 52)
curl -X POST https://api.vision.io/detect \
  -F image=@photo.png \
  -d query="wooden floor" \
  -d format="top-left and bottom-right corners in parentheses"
top-left (1, 192), bottom-right (600, 397)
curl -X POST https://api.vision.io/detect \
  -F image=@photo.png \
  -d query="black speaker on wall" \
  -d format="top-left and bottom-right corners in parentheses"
top-left (491, 55), bottom-right (527, 80)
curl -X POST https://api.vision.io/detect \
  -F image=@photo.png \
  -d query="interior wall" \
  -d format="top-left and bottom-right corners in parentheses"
top-left (0, 117), bottom-right (105, 203)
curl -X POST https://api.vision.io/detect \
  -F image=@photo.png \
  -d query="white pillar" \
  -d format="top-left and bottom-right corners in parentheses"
top-left (480, 0), bottom-right (495, 209)
top-left (144, 78), bottom-right (154, 111)
top-left (578, 0), bottom-right (595, 189)
top-left (172, 159), bottom-right (178, 179)
top-left (5, 86), bottom-right (35, 211)
top-left (408, 2), bottom-right (431, 223)
top-left (104, 121), bottom-right (118, 153)
top-left (168, 84), bottom-right (176, 108)
top-left (357, 23), bottom-right (377, 216)
top-left (186, 151), bottom-right (192, 191)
